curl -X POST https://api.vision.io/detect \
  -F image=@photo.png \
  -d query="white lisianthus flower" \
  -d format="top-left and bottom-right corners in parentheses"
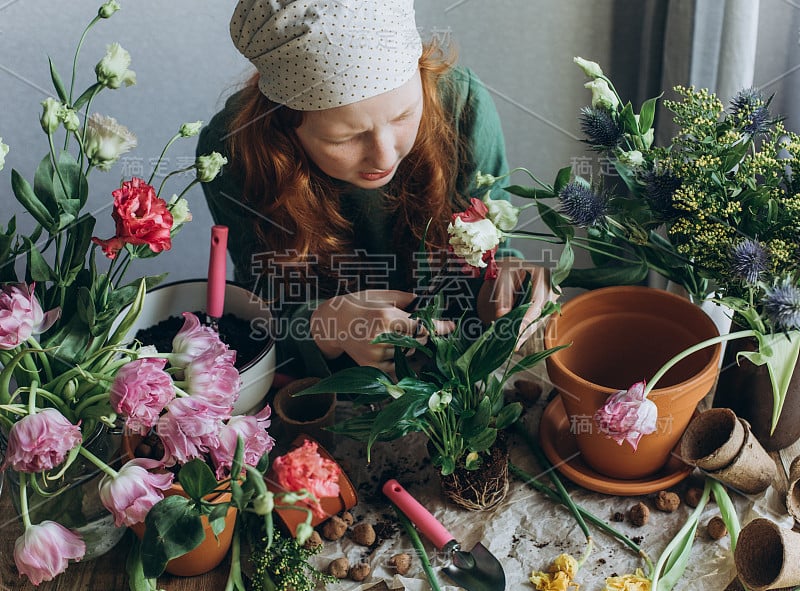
top-left (98, 0), bottom-right (121, 18)
top-left (447, 217), bottom-right (501, 268)
top-left (428, 390), bottom-right (453, 412)
top-left (573, 56), bottom-right (604, 79)
top-left (196, 152), bottom-right (228, 182)
top-left (483, 193), bottom-right (519, 232)
top-left (641, 127), bottom-right (655, 149)
top-left (584, 79), bottom-right (619, 111)
top-left (179, 121), bottom-right (204, 138)
top-left (95, 43), bottom-right (136, 89)
top-left (0, 138), bottom-right (8, 172)
top-left (40, 98), bottom-right (62, 134)
top-left (84, 113), bottom-right (137, 171)
top-left (475, 171), bottom-right (499, 189)
top-left (59, 107), bottom-right (80, 132)
top-left (618, 150), bottom-right (644, 167)
top-left (168, 195), bottom-right (193, 227)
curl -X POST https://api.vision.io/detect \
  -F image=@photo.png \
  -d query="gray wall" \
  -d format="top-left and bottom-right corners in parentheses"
top-left (1, 1), bottom-right (798, 285)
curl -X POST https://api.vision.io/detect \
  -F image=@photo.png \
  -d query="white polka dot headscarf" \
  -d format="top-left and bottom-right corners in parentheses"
top-left (230, 0), bottom-right (423, 111)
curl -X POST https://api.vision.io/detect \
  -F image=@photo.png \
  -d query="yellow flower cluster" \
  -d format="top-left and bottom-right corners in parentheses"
top-left (602, 569), bottom-right (651, 591)
top-left (530, 554), bottom-right (580, 591)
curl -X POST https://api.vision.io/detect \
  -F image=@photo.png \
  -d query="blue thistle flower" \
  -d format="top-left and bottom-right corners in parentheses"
top-left (763, 277), bottom-right (800, 331)
top-left (559, 182), bottom-right (607, 227)
top-left (640, 164), bottom-right (681, 219)
top-left (730, 239), bottom-right (769, 284)
top-left (729, 88), bottom-right (773, 136)
top-left (579, 107), bottom-right (623, 151)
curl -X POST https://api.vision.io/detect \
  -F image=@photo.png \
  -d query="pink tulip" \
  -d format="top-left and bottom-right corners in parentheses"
top-left (110, 358), bottom-right (176, 435)
top-left (99, 458), bottom-right (174, 526)
top-left (13, 521), bottom-right (85, 585)
top-left (183, 342), bottom-right (240, 412)
top-left (210, 405), bottom-right (275, 479)
top-left (170, 312), bottom-right (223, 367)
top-left (593, 381), bottom-right (658, 451)
top-left (0, 283), bottom-right (60, 349)
top-left (156, 396), bottom-right (224, 466)
top-left (3, 409), bottom-right (82, 472)
top-left (271, 439), bottom-right (340, 518)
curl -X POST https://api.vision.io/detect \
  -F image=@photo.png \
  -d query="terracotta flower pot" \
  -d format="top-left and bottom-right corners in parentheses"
top-left (267, 435), bottom-right (358, 537)
top-left (544, 286), bottom-right (721, 480)
top-left (272, 377), bottom-right (337, 448)
top-left (122, 435), bottom-right (237, 577)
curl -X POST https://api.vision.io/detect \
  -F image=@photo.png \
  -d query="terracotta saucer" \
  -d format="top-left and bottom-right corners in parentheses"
top-left (538, 397), bottom-right (694, 496)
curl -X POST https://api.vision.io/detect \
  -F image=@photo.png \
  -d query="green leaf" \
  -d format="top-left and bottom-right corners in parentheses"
top-left (439, 455), bottom-right (456, 477)
top-left (553, 166), bottom-right (572, 194)
top-left (22, 237), bottom-right (55, 283)
top-left (141, 496), bottom-right (206, 578)
top-left (503, 185), bottom-right (554, 199)
top-left (456, 304), bottom-right (529, 382)
top-left (53, 151), bottom-right (87, 218)
top-left (61, 216), bottom-right (95, 286)
top-left (619, 102), bottom-right (638, 135)
top-left (125, 533), bottom-right (160, 591)
top-left (33, 155), bottom-right (59, 218)
top-left (721, 138), bottom-right (752, 173)
top-left (495, 402), bottom-right (522, 430)
top-left (658, 520), bottom-right (700, 591)
top-left (12, 169), bottom-right (55, 230)
top-left (73, 83), bottom-right (101, 111)
top-left (506, 344), bottom-right (568, 378)
top-left (738, 331), bottom-right (800, 434)
top-left (294, 366), bottom-right (393, 398)
top-left (373, 332), bottom-right (433, 357)
top-left (562, 260), bottom-right (649, 289)
top-left (48, 58), bottom-right (68, 102)
top-left (461, 397), bottom-right (491, 438)
top-left (178, 459), bottom-right (220, 500)
top-left (467, 428), bottom-right (497, 453)
top-left (551, 241), bottom-right (574, 287)
top-left (709, 480), bottom-right (740, 552)
top-left (367, 391), bottom-right (430, 459)
top-left (638, 96), bottom-right (659, 133)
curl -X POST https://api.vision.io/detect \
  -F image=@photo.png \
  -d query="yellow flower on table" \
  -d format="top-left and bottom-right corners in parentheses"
top-left (603, 568), bottom-right (651, 591)
top-left (530, 553), bottom-right (580, 591)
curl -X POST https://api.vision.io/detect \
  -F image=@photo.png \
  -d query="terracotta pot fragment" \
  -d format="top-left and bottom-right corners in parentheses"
top-left (735, 518), bottom-right (800, 591)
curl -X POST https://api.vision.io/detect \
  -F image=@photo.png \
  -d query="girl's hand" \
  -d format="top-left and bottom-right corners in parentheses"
top-left (311, 290), bottom-right (455, 372)
top-left (476, 258), bottom-right (557, 350)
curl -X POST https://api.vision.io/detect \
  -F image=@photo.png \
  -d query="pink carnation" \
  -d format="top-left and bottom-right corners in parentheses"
top-left (156, 396), bottom-right (224, 466)
top-left (0, 283), bottom-right (60, 350)
top-left (99, 458), bottom-right (174, 527)
top-left (271, 439), bottom-right (341, 518)
top-left (593, 381), bottom-right (658, 451)
top-left (110, 358), bottom-right (176, 435)
top-left (170, 312), bottom-right (223, 367)
top-left (210, 405), bottom-right (275, 479)
top-left (14, 521), bottom-right (85, 585)
top-left (3, 409), bottom-right (82, 473)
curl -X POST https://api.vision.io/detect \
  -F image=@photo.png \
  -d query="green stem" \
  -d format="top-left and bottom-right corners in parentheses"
top-left (147, 133), bottom-right (182, 186)
top-left (73, 392), bottom-right (113, 417)
top-left (224, 521), bottom-right (245, 591)
top-left (509, 166), bottom-right (556, 192)
top-left (27, 380), bottom-right (38, 415)
top-left (78, 445), bottom-right (118, 479)
top-left (19, 473), bottom-right (33, 528)
top-left (509, 462), bottom-right (653, 565)
top-left (68, 15), bottom-right (101, 103)
top-left (643, 330), bottom-right (757, 396)
top-left (392, 504), bottom-right (443, 591)
top-left (48, 134), bottom-right (70, 210)
top-left (174, 178), bottom-right (200, 201)
top-left (27, 338), bottom-right (53, 383)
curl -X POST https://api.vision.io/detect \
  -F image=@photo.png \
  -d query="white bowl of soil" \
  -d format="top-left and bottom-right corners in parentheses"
top-left (118, 279), bottom-right (275, 415)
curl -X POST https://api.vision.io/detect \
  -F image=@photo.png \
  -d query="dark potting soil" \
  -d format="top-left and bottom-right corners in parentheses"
top-left (134, 311), bottom-right (266, 369)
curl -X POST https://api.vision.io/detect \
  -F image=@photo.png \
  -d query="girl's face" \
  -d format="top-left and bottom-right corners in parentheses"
top-left (295, 70), bottom-right (423, 189)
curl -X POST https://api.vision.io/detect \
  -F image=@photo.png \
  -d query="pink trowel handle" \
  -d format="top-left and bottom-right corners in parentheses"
top-left (207, 225), bottom-right (229, 319)
top-left (383, 479), bottom-right (455, 550)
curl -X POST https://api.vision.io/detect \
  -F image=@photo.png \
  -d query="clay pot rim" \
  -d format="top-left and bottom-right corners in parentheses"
top-left (544, 286), bottom-right (722, 398)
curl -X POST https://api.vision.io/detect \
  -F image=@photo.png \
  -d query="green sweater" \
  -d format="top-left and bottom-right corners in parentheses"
top-left (198, 66), bottom-right (514, 376)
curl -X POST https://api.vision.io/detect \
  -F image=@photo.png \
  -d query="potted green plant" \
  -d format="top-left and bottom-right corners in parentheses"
top-left (297, 288), bottom-right (564, 511)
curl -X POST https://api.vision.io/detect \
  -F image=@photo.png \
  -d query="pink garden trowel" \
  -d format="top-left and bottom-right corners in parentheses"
top-left (383, 479), bottom-right (506, 591)
top-left (206, 225), bottom-right (228, 332)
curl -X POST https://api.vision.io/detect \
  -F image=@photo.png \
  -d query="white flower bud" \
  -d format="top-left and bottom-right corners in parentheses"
top-left (573, 56), bottom-right (604, 79)
top-left (295, 522), bottom-right (314, 546)
top-left (179, 121), bottom-right (203, 138)
top-left (84, 113), bottom-right (137, 171)
top-left (252, 492), bottom-right (274, 516)
top-left (618, 150), bottom-right (644, 167)
top-left (475, 171), bottom-right (499, 189)
top-left (585, 79), bottom-right (619, 111)
top-left (447, 217), bottom-right (501, 268)
top-left (483, 194), bottom-right (519, 232)
top-left (428, 389), bottom-right (452, 412)
top-left (95, 43), bottom-right (136, 89)
top-left (196, 152), bottom-right (228, 182)
top-left (641, 127), bottom-right (654, 149)
top-left (0, 138), bottom-right (8, 172)
top-left (60, 107), bottom-right (81, 132)
top-left (98, 0), bottom-right (121, 18)
top-left (168, 195), bottom-right (193, 227)
top-left (40, 98), bottom-right (62, 134)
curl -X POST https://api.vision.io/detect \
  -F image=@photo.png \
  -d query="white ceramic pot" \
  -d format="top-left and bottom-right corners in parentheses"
top-left (118, 279), bottom-right (275, 415)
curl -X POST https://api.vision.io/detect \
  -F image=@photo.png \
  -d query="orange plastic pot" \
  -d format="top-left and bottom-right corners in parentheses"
top-left (544, 286), bottom-right (721, 479)
top-left (122, 435), bottom-right (237, 577)
top-left (266, 435), bottom-right (358, 536)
